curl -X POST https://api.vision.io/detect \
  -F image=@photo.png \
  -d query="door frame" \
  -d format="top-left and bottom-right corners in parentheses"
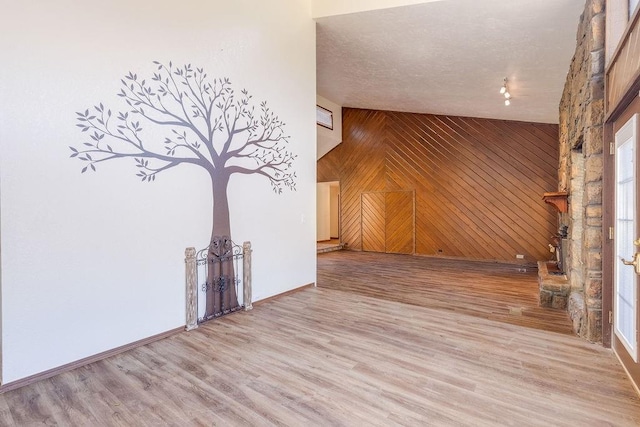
top-left (604, 94), bottom-right (640, 394)
top-left (317, 181), bottom-right (341, 243)
top-left (613, 113), bottom-right (639, 359)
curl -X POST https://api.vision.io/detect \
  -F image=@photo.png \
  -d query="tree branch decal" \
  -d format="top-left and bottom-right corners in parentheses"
top-left (71, 61), bottom-right (297, 191)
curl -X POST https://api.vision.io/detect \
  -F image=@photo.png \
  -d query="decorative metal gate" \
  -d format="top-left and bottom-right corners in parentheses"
top-left (197, 236), bottom-right (242, 322)
top-left (185, 237), bottom-right (252, 330)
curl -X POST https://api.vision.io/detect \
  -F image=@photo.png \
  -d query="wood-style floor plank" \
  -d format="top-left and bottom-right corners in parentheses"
top-left (0, 251), bottom-right (639, 425)
top-left (318, 251), bottom-right (573, 334)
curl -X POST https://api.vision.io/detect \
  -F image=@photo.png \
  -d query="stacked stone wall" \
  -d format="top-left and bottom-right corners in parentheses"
top-left (570, 151), bottom-right (585, 292)
top-left (558, 0), bottom-right (605, 342)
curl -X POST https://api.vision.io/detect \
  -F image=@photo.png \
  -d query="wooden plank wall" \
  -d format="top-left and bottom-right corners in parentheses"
top-left (606, 9), bottom-right (640, 117)
top-left (361, 192), bottom-right (386, 252)
top-left (360, 190), bottom-right (415, 254)
top-left (384, 191), bottom-right (414, 254)
top-left (317, 108), bottom-right (559, 263)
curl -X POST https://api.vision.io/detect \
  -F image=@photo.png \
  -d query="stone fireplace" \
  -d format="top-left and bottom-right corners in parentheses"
top-left (557, 0), bottom-right (605, 342)
top-left (539, 192), bottom-right (570, 309)
top-left (542, 191), bottom-right (569, 271)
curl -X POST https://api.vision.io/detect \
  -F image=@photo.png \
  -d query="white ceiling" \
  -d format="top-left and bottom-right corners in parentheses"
top-left (316, 0), bottom-right (585, 124)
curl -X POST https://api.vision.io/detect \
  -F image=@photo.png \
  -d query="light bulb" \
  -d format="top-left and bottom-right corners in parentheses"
top-left (505, 99), bottom-right (511, 106)
top-left (500, 86), bottom-right (506, 94)
top-left (504, 91), bottom-right (511, 99)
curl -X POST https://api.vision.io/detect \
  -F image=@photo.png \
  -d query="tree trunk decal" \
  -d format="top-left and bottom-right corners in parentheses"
top-left (208, 173), bottom-right (237, 316)
top-left (70, 62), bottom-right (297, 317)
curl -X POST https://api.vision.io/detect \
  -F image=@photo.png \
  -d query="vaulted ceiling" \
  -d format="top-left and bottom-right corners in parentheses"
top-left (316, 0), bottom-right (585, 124)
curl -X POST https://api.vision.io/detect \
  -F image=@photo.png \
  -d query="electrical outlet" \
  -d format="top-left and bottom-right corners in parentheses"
top-left (516, 254), bottom-right (525, 259)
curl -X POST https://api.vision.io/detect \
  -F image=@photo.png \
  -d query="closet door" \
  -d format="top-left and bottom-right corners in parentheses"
top-left (385, 191), bottom-right (414, 254)
top-left (361, 192), bottom-right (386, 252)
top-left (361, 191), bottom-right (414, 254)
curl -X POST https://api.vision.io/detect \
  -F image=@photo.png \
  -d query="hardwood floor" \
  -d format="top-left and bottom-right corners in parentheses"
top-left (1, 251), bottom-right (639, 425)
top-left (316, 239), bottom-right (341, 253)
top-left (318, 251), bottom-right (573, 334)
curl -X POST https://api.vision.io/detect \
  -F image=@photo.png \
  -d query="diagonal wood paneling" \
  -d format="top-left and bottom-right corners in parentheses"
top-left (319, 109), bottom-right (387, 250)
top-left (361, 192), bottom-right (385, 252)
top-left (385, 191), bottom-right (414, 254)
top-left (317, 144), bottom-right (341, 183)
top-left (318, 108), bottom-right (559, 263)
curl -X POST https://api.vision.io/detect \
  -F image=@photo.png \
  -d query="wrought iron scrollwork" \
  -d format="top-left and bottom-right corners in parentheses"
top-left (195, 236), bottom-right (243, 323)
top-left (201, 275), bottom-right (236, 293)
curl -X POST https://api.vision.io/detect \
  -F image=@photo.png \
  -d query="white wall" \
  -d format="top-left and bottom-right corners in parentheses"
top-left (317, 95), bottom-right (343, 159)
top-left (0, 0), bottom-right (316, 384)
top-left (312, 0), bottom-right (444, 18)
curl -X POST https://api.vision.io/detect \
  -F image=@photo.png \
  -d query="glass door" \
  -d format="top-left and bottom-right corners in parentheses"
top-left (615, 113), bottom-right (639, 362)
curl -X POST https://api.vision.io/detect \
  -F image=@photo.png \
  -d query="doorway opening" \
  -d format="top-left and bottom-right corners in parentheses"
top-left (317, 181), bottom-right (341, 250)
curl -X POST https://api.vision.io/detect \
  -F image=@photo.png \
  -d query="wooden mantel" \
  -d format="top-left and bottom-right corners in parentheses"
top-left (543, 191), bottom-right (569, 213)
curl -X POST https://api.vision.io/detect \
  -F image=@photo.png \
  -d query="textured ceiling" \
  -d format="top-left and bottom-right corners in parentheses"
top-left (316, 0), bottom-right (585, 124)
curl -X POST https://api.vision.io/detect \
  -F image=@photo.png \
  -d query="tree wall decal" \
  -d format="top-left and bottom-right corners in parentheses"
top-left (71, 61), bottom-right (297, 317)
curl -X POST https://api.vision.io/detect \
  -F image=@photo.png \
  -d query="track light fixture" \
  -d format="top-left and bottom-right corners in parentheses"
top-left (500, 78), bottom-right (512, 106)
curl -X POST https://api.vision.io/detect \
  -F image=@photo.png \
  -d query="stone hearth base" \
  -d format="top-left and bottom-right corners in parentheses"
top-left (538, 261), bottom-right (570, 309)
top-left (568, 292), bottom-right (586, 336)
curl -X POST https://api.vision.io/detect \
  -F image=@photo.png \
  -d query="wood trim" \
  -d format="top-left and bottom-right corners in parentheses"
top-left (614, 336), bottom-right (640, 398)
top-left (606, 7), bottom-right (640, 119)
top-left (606, 73), bottom-right (640, 123)
top-left (603, 121), bottom-right (615, 348)
top-left (412, 252), bottom-right (536, 268)
top-left (606, 3), bottom-right (640, 78)
top-left (607, 96), bottom-right (640, 383)
top-left (0, 326), bottom-right (184, 393)
top-left (252, 283), bottom-right (316, 307)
